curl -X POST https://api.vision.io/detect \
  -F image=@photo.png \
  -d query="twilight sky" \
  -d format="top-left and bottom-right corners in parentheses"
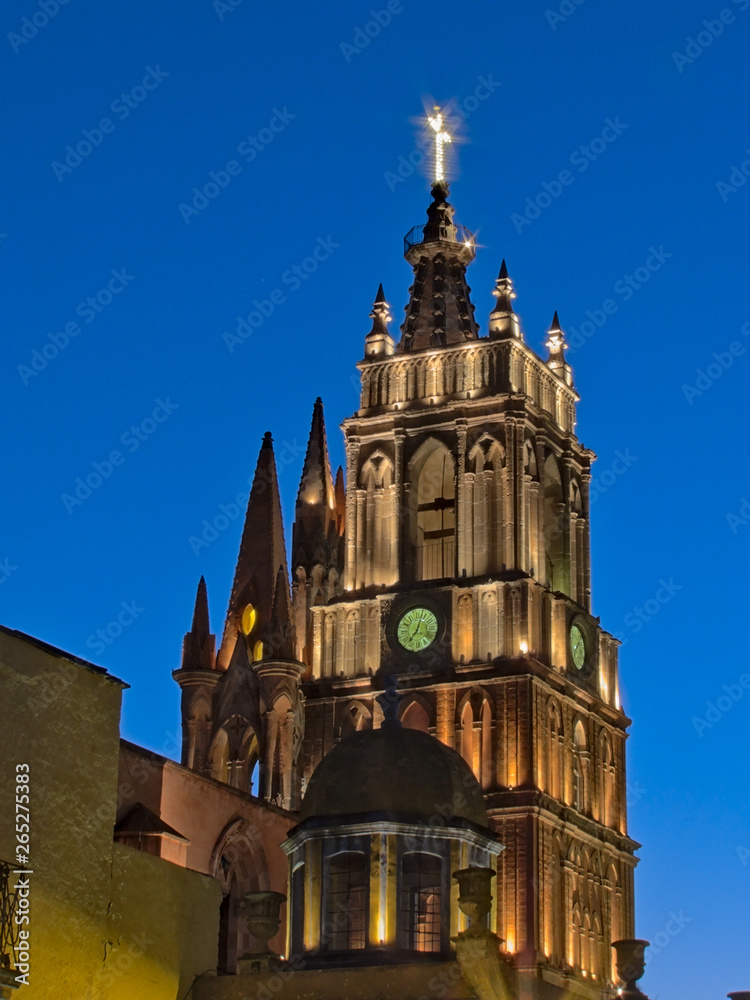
top-left (2, 2), bottom-right (749, 996)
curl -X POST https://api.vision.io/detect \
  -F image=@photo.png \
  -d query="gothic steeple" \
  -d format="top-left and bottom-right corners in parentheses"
top-left (399, 182), bottom-right (479, 351)
top-left (489, 259), bottom-right (522, 340)
top-left (295, 398), bottom-right (335, 517)
top-left (179, 576), bottom-right (216, 672)
top-left (217, 432), bottom-right (289, 671)
top-left (291, 399), bottom-right (344, 663)
top-left (364, 284), bottom-right (395, 359)
top-left (545, 311), bottom-right (573, 386)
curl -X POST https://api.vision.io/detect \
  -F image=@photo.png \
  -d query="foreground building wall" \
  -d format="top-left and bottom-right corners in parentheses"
top-left (0, 626), bottom-right (219, 999)
top-left (116, 741), bottom-right (292, 969)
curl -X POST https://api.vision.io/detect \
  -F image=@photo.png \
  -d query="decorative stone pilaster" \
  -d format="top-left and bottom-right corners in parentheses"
top-left (455, 420), bottom-right (468, 575)
top-left (393, 428), bottom-right (405, 580)
top-left (580, 470), bottom-right (592, 610)
top-left (344, 436), bottom-right (360, 590)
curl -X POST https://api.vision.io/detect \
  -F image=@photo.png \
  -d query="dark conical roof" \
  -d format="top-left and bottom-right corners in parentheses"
top-left (219, 433), bottom-right (289, 669)
top-left (299, 725), bottom-right (487, 827)
top-left (399, 184), bottom-right (479, 352)
top-left (180, 576), bottom-right (215, 671)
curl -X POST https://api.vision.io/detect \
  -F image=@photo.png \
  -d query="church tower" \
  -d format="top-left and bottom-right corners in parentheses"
top-left (297, 178), bottom-right (637, 997)
top-left (174, 135), bottom-right (638, 998)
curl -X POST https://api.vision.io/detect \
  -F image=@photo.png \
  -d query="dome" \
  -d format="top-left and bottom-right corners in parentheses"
top-left (299, 723), bottom-right (487, 827)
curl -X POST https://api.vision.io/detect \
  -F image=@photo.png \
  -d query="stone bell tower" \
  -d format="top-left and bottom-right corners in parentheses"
top-left (296, 176), bottom-right (639, 999)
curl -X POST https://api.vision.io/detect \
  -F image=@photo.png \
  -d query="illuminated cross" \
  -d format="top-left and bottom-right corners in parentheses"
top-left (427, 107), bottom-right (452, 184)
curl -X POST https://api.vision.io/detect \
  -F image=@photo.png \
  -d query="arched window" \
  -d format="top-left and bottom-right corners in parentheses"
top-left (415, 446), bottom-right (455, 581)
top-left (327, 853), bottom-right (368, 950)
top-left (400, 853), bottom-right (443, 953)
top-left (543, 454), bottom-right (566, 593)
top-left (401, 699), bottom-right (430, 733)
top-left (546, 700), bottom-right (563, 800)
top-left (572, 720), bottom-right (587, 813)
top-left (340, 701), bottom-right (370, 738)
top-left (359, 451), bottom-right (395, 587)
top-left (469, 436), bottom-right (504, 575)
top-left (217, 867), bottom-right (243, 973)
top-left (291, 862), bottom-right (305, 954)
top-left (599, 731), bottom-right (615, 828)
top-left (460, 699), bottom-right (475, 772)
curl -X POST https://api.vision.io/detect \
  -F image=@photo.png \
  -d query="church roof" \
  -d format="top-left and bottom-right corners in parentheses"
top-left (299, 723), bottom-right (487, 827)
top-left (114, 803), bottom-right (189, 842)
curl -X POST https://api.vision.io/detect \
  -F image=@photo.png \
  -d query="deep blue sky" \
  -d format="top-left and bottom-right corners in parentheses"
top-left (2, 1), bottom-right (748, 995)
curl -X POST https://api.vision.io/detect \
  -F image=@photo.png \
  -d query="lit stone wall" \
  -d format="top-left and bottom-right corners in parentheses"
top-left (0, 627), bottom-right (219, 998)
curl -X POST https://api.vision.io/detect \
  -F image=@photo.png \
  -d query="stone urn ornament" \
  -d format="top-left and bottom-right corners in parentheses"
top-left (612, 939), bottom-right (650, 998)
top-left (239, 891), bottom-right (286, 973)
top-left (453, 867), bottom-right (495, 936)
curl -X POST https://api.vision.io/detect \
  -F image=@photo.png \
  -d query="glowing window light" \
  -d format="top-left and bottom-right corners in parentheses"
top-left (241, 604), bottom-right (257, 636)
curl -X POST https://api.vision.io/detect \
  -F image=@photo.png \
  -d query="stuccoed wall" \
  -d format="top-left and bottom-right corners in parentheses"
top-left (104, 844), bottom-right (219, 1000)
top-left (0, 627), bottom-right (219, 998)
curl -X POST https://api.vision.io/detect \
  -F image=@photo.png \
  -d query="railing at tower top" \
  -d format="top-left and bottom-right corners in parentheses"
top-left (404, 224), bottom-right (476, 255)
top-left (0, 860), bottom-right (23, 976)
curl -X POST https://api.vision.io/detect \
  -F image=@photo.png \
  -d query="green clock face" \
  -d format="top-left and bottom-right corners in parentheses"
top-left (397, 607), bottom-right (439, 652)
top-left (570, 624), bottom-right (586, 670)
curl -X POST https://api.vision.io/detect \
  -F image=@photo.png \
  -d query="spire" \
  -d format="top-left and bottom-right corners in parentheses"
top-left (399, 183), bottom-right (479, 352)
top-left (180, 576), bottom-right (216, 671)
top-left (218, 432), bottom-right (290, 670)
top-left (364, 284), bottom-right (395, 359)
top-left (545, 311), bottom-right (573, 386)
top-left (489, 260), bottom-right (522, 340)
top-left (262, 564), bottom-right (296, 660)
top-left (296, 398), bottom-right (335, 513)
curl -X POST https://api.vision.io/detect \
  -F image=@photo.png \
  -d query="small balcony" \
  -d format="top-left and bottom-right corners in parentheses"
top-left (403, 223), bottom-right (476, 257)
top-left (1, 860), bottom-right (24, 989)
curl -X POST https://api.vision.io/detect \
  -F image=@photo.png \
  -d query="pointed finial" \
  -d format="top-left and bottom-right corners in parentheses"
top-left (545, 312), bottom-right (573, 386)
top-left (179, 576), bottom-right (216, 672)
top-left (365, 284), bottom-right (395, 359)
top-left (489, 260), bottom-right (521, 340)
top-left (262, 431), bottom-right (273, 449)
top-left (191, 576), bottom-right (210, 635)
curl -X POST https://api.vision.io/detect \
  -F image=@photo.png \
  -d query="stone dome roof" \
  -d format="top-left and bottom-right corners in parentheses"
top-left (299, 723), bottom-right (487, 827)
